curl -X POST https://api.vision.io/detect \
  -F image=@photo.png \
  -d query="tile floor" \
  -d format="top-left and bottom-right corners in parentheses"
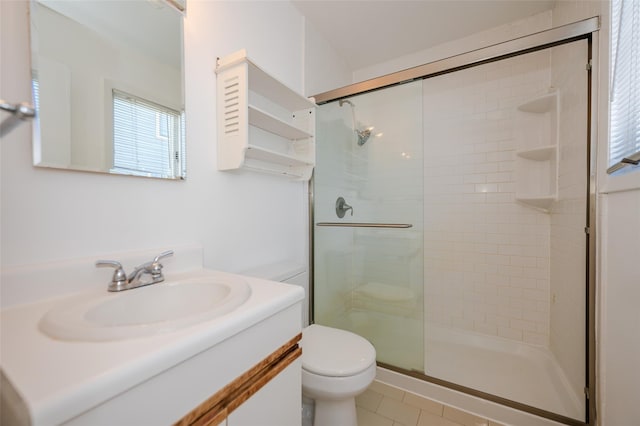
top-left (356, 381), bottom-right (505, 426)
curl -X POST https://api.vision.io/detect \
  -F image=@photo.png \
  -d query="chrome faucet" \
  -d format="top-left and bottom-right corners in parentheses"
top-left (96, 250), bottom-right (174, 292)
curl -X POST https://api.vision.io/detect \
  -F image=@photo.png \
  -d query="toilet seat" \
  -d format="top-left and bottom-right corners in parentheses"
top-left (301, 324), bottom-right (376, 377)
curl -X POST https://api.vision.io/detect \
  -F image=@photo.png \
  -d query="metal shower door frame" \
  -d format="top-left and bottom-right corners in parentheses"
top-left (309, 16), bottom-right (599, 426)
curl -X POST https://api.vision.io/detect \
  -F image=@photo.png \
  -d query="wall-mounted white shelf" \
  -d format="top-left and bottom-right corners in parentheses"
top-left (248, 106), bottom-right (313, 140)
top-left (216, 49), bottom-right (316, 180)
top-left (245, 145), bottom-right (313, 166)
top-left (515, 90), bottom-right (559, 212)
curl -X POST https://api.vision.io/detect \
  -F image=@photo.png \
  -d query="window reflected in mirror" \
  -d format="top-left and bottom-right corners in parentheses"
top-left (112, 90), bottom-right (185, 179)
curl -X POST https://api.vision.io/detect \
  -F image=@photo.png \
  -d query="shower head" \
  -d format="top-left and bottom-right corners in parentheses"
top-left (339, 99), bottom-right (354, 107)
top-left (356, 127), bottom-right (373, 146)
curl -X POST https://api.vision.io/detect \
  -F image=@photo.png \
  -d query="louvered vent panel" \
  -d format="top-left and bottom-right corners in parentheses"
top-left (223, 76), bottom-right (241, 135)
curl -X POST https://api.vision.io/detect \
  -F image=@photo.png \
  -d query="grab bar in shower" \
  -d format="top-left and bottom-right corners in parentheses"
top-left (316, 222), bottom-right (413, 229)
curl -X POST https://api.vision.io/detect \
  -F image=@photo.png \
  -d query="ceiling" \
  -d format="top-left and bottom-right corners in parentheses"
top-left (292, 0), bottom-right (556, 71)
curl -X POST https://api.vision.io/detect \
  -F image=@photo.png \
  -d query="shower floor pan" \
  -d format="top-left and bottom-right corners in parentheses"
top-left (424, 324), bottom-right (584, 421)
top-left (331, 310), bottom-right (583, 421)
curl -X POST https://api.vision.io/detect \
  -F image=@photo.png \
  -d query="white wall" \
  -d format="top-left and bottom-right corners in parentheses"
top-left (0, 1), bottom-right (345, 305)
top-left (303, 17), bottom-right (352, 97)
top-left (598, 190), bottom-right (640, 424)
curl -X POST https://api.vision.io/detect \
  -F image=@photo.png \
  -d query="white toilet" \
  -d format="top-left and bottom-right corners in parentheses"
top-left (243, 262), bottom-right (377, 426)
top-left (300, 324), bottom-right (376, 426)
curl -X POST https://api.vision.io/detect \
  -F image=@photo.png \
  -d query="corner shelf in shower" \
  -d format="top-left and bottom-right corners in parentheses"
top-left (517, 92), bottom-right (558, 113)
top-left (514, 90), bottom-right (559, 212)
top-left (516, 145), bottom-right (556, 161)
top-left (216, 49), bottom-right (316, 180)
top-left (514, 195), bottom-right (555, 211)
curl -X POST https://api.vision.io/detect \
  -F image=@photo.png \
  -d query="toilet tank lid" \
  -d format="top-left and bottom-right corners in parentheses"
top-left (301, 324), bottom-right (376, 377)
top-left (242, 261), bottom-right (305, 282)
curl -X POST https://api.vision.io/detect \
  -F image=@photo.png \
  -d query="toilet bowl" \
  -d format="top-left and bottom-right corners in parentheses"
top-left (242, 262), bottom-right (377, 426)
top-left (301, 324), bottom-right (376, 426)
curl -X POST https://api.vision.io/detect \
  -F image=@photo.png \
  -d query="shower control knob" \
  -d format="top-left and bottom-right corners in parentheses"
top-left (336, 197), bottom-right (354, 218)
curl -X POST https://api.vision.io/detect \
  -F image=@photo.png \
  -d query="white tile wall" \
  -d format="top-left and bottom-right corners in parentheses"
top-left (422, 50), bottom-right (553, 345)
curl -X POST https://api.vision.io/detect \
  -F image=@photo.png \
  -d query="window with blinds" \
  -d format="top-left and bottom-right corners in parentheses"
top-left (32, 77), bottom-right (40, 111)
top-left (608, 0), bottom-right (640, 174)
top-left (112, 89), bottom-right (185, 179)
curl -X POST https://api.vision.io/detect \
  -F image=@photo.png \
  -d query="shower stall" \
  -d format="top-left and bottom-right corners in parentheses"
top-left (311, 19), bottom-right (597, 425)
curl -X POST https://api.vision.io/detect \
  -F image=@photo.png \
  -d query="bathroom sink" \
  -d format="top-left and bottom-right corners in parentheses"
top-left (39, 276), bottom-right (252, 341)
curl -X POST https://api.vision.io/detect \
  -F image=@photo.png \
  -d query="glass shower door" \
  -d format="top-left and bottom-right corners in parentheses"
top-left (312, 33), bottom-right (591, 424)
top-left (421, 41), bottom-right (589, 422)
top-left (313, 80), bottom-right (424, 371)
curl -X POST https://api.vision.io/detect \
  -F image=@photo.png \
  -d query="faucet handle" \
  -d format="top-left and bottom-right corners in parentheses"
top-left (96, 260), bottom-right (127, 287)
top-left (149, 250), bottom-right (174, 277)
top-left (153, 250), bottom-right (174, 264)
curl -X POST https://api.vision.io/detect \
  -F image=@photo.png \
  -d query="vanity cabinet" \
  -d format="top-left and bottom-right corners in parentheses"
top-left (225, 357), bottom-right (301, 426)
top-left (514, 90), bottom-right (559, 212)
top-left (176, 332), bottom-right (302, 426)
top-left (215, 49), bottom-right (316, 180)
top-left (50, 303), bottom-right (303, 426)
top-left (0, 261), bottom-right (304, 426)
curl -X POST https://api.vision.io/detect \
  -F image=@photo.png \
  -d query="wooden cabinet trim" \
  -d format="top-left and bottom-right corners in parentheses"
top-left (175, 332), bottom-right (302, 426)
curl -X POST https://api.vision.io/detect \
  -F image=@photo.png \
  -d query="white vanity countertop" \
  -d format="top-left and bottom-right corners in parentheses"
top-left (0, 268), bottom-right (304, 425)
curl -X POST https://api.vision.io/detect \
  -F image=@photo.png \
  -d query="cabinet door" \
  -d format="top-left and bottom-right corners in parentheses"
top-left (227, 358), bottom-right (301, 426)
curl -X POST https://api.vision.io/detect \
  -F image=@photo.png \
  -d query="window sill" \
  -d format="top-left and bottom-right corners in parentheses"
top-left (600, 167), bottom-right (640, 194)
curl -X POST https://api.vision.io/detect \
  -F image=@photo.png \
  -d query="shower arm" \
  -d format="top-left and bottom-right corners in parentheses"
top-left (339, 99), bottom-right (367, 145)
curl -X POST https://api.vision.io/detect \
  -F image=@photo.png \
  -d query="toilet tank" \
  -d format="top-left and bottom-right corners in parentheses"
top-left (243, 262), bottom-right (309, 326)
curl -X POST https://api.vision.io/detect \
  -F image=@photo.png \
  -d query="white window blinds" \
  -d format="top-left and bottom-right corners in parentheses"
top-left (112, 89), bottom-right (185, 179)
top-left (608, 0), bottom-right (640, 174)
top-left (31, 77), bottom-right (40, 111)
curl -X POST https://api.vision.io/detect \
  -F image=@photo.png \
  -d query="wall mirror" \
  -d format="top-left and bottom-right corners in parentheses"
top-left (29, 0), bottom-right (186, 180)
